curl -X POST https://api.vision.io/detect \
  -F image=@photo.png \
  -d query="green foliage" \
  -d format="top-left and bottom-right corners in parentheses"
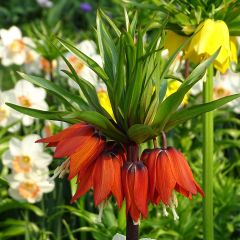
top-left (10, 10), bottom-right (239, 146)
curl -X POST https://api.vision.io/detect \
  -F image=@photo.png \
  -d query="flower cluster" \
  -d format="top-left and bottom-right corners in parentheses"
top-left (2, 135), bottom-right (54, 203)
top-left (36, 122), bottom-right (204, 223)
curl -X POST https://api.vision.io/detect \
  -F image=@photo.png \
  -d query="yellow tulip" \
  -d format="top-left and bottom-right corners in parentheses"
top-left (185, 19), bottom-right (232, 73)
top-left (164, 31), bottom-right (186, 56)
top-left (97, 89), bottom-right (114, 118)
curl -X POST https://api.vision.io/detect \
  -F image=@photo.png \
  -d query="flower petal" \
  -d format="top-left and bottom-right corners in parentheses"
top-left (93, 154), bottom-right (114, 206)
top-left (134, 162), bottom-right (148, 218)
top-left (156, 151), bottom-right (176, 205)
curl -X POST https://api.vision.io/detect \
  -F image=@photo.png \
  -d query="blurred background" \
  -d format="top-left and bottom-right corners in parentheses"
top-left (0, 0), bottom-right (240, 239)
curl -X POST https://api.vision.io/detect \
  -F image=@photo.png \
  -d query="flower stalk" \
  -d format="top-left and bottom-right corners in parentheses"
top-left (126, 214), bottom-right (139, 240)
top-left (203, 64), bottom-right (214, 240)
top-left (161, 132), bottom-right (167, 149)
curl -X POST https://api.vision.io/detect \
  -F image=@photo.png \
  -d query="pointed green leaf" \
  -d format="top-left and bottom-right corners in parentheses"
top-left (152, 50), bottom-right (220, 130)
top-left (57, 38), bottom-right (110, 86)
top-left (18, 72), bottom-right (88, 110)
top-left (6, 103), bottom-right (75, 123)
top-left (165, 94), bottom-right (240, 131)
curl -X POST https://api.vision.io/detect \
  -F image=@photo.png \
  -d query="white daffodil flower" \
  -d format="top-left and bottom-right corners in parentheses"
top-left (0, 90), bottom-right (21, 132)
top-left (13, 79), bottom-right (48, 126)
top-left (59, 40), bottom-right (103, 89)
top-left (0, 26), bottom-right (37, 66)
top-left (2, 134), bottom-right (52, 174)
top-left (6, 171), bottom-right (54, 203)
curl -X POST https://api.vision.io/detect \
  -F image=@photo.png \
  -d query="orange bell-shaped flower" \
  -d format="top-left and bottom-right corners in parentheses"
top-left (122, 161), bottom-right (148, 223)
top-left (142, 147), bottom-right (204, 206)
top-left (71, 142), bottom-right (126, 208)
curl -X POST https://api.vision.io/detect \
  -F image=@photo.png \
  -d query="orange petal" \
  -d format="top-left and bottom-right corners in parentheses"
top-left (122, 162), bottom-right (133, 213)
top-left (127, 165), bottom-right (141, 222)
top-left (111, 156), bottom-right (123, 208)
top-left (156, 151), bottom-right (176, 205)
top-left (134, 162), bottom-right (148, 218)
top-left (68, 134), bottom-right (105, 180)
top-left (93, 154), bottom-right (114, 206)
top-left (54, 127), bottom-right (94, 158)
top-left (145, 149), bottom-right (158, 203)
top-left (175, 183), bottom-right (191, 198)
top-left (194, 181), bottom-right (205, 197)
top-left (36, 122), bottom-right (87, 143)
top-left (167, 148), bottom-right (197, 194)
top-left (70, 163), bottom-right (94, 203)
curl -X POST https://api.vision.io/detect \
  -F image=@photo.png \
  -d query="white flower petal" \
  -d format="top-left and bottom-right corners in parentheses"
top-left (8, 188), bottom-right (24, 201)
top-left (33, 152), bottom-right (52, 168)
top-left (12, 52), bottom-right (26, 65)
top-left (22, 134), bottom-right (42, 155)
top-left (0, 26), bottom-right (22, 45)
top-left (29, 87), bottom-right (46, 102)
top-left (39, 180), bottom-right (55, 193)
top-left (76, 40), bottom-right (97, 56)
top-left (2, 150), bottom-right (13, 168)
top-left (9, 138), bottom-right (21, 156)
top-left (22, 115), bottom-right (34, 126)
top-left (14, 80), bottom-right (34, 98)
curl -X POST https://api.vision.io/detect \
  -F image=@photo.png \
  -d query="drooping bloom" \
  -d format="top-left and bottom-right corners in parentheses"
top-left (2, 135), bottom-right (52, 174)
top-left (6, 171), bottom-right (54, 203)
top-left (36, 122), bottom-right (105, 180)
top-left (71, 141), bottom-right (126, 208)
top-left (122, 161), bottom-right (148, 223)
top-left (37, 125), bottom-right (127, 208)
top-left (185, 19), bottom-right (236, 73)
top-left (142, 147), bottom-right (204, 220)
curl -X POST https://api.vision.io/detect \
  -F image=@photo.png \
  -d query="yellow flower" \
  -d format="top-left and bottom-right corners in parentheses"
top-left (164, 31), bottom-right (187, 56)
top-left (185, 19), bottom-right (232, 73)
top-left (97, 89), bottom-right (114, 118)
top-left (230, 37), bottom-right (238, 63)
top-left (166, 80), bottom-right (189, 105)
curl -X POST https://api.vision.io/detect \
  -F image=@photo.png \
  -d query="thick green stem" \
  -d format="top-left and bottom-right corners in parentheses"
top-left (203, 65), bottom-right (214, 240)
